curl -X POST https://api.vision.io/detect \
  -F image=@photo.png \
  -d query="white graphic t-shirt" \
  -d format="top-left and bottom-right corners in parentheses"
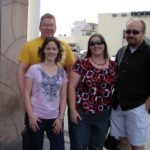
top-left (25, 64), bottom-right (68, 119)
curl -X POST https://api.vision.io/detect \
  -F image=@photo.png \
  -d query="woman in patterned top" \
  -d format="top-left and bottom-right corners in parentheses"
top-left (24, 37), bottom-right (67, 150)
top-left (68, 33), bottom-right (116, 150)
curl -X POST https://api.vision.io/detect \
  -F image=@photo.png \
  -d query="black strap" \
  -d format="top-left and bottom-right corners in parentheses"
top-left (117, 46), bottom-right (127, 66)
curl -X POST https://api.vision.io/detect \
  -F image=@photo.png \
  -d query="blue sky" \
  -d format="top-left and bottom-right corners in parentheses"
top-left (40, 0), bottom-right (149, 36)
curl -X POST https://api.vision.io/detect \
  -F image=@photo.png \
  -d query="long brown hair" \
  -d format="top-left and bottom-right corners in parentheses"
top-left (85, 33), bottom-right (109, 59)
top-left (38, 37), bottom-right (63, 63)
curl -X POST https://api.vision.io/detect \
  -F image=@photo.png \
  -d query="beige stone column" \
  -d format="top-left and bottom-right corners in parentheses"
top-left (27, 0), bottom-right (41, 40)
top-left (0, 0), bottom-right (28, 144)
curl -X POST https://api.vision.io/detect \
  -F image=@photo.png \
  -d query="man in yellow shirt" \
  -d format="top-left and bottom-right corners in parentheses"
top-left (17, 13), bottom-right (74, 150)
top-left (17, 13), bottom-right (74, 108)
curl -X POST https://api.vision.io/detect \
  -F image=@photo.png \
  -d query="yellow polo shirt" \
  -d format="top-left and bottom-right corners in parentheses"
top-left (18, 37), bottom-right (75, 67)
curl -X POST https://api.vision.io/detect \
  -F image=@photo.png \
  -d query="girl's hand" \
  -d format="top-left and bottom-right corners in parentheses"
top-left (29, 115), bottom-right (41, 132)
top-left (70, 110), bottom-right (82, 124)
top-left (52, 118), bottom-right (63, 134)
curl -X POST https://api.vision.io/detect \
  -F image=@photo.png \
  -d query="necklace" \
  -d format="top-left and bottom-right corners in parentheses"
top-left (90, 57), bottom-right (106, 66)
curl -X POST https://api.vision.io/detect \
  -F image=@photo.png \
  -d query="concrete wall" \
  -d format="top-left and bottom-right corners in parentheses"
top-left (0, 0), bottom-right (28, 144)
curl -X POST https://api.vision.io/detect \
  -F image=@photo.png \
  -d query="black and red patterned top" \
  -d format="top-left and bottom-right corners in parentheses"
top-left (72, 58), bottom-right (116, 113)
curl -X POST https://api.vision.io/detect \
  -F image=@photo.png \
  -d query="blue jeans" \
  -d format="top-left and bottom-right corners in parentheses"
top-left (69, 110), bottom-right (110, 150)
top-left (25, 115), bottom-right (65, 150)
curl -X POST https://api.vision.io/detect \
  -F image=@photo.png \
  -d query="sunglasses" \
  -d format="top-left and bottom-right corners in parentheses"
top-left (89, 40), bottom-right (104, 47)
top-left (125, 30), bottom-right (142, 35)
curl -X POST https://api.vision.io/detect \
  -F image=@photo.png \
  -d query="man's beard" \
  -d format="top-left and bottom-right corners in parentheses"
top-left (127, 37), bottom-right (136, 47)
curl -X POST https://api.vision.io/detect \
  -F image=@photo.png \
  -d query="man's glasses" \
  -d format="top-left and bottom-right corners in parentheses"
top-left (89, 40), bottom-right (104, 47)
top-left (125, 30), bottom-right (142, 35)
top-left (41, 24), bottom-right (53, 28)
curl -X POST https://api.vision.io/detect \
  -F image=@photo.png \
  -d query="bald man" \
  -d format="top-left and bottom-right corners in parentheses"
top-left (110, 19), bottom-right (150, 150)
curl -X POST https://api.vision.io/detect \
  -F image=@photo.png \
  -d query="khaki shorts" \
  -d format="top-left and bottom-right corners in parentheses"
top-left (110, 104), bottom-right (149, 146)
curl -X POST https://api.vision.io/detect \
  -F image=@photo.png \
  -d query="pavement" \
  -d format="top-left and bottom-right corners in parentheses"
top-left (0, 110), bottom-right (70, 150)
top-left (1, 110), bottom-right (150, 150)
top-left (0, 138), bottom-right (70, 150)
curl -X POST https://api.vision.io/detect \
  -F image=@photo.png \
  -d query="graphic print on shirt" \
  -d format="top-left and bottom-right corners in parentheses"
top-left (40, 68), bottom-right (63, 101)
top-left (73, 59), bottom-right (116, 113)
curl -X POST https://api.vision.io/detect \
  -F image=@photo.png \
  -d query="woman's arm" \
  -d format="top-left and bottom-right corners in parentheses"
top-left (68, 70), bottom-right (82, 124)
top-left (59, 82), bottom-right (67, 119)
top-left (24, 77), bottom-right (40, 132)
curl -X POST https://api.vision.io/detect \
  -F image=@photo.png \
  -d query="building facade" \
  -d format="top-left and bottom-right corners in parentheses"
top-left (98, 11), bottom-right (150, 56)
top-left (71, 20), bottom-right (98, 36)
top-left (61, 11), bottom-right (150, 57)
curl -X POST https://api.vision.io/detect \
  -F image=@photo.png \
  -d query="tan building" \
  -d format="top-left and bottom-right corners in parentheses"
top-left (61, 11), bottom-right (150, 57)
top-left (58, 20), bottom-right (98, 52)
top-left (71, 20), bottom-right (98, 36)
top-left (0, 0), bottom-right (28, 144)
top-left (58, 36), bottom-right (89, 51)
top-left (98, 11), bottom-right (150, 56)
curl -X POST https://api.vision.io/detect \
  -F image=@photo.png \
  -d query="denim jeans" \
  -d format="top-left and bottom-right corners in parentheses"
top-left (25, 115), bottom-right (65, 150)
top-left (69, 110), bottom-right (110, 150)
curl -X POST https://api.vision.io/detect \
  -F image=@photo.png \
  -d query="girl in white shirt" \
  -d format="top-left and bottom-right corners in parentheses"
top-left (24, 37), bottom-right (67, 150)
